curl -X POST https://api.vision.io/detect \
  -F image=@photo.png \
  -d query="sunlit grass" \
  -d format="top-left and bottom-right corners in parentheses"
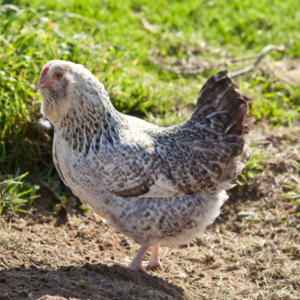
top-left (0, 173), bottom-right (39, 215)
top-left (283, 162), bottom-right (300, 205)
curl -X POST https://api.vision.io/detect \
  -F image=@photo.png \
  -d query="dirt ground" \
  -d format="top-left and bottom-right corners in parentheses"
top-left (0, 124), bottom-right (300, 300)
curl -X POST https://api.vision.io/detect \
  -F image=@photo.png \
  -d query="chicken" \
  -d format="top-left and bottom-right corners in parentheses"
top-left (36, 60), bottom-right (255, 272)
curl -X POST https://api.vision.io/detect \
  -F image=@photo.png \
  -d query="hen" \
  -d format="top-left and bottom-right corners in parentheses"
top-left (36, 60), bottom-right (254, 272)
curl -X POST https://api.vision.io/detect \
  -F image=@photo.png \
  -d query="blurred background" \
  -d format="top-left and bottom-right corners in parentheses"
top-left (0, 0), bottom-right (300, 214)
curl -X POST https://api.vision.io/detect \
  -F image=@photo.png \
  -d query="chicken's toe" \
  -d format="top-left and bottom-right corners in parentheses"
top-left (107, 246), bottom-right (149, 272)
top-left (146, 261), bottom-right (163, 271)
top-left (108, 260), bottom-right (148, 272)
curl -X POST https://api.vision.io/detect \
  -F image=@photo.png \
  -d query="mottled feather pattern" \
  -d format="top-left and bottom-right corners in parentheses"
top-left (39, 60), bottom-right (254, 249)
top-left (106, 189), bottom-right (228, 246)
top-left (57, 70), bottom-right (253, 198)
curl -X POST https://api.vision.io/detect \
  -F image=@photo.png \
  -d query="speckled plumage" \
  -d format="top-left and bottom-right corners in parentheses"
top-left (37, 60), bottom-right (254, 271)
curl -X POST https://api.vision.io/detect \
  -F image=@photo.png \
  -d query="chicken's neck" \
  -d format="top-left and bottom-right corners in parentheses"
top-left (57, 98), bottom-right (126, 156)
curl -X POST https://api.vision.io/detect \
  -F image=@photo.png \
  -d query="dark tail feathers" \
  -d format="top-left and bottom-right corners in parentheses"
top-left (194, 70), bottom-right (255, 137)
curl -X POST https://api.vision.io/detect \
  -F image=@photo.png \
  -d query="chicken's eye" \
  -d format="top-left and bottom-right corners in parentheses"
top-left (55, 73), bottom-right (63, 79)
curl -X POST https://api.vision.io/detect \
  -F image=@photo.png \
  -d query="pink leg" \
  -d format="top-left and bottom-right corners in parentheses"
top-left (146, 244), bottom-right (163, 271)
top-left (128, 246), bottom-right (149, 272)
top-left (109, 246), bottom-right (149, 272)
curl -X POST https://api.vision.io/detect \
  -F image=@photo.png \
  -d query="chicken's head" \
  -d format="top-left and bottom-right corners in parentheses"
top-left (36, 60), bottom-right (106, 125)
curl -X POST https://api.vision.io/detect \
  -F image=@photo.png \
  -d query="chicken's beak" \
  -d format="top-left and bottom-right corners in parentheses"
top-left (35, 78), bottom-right (51, 90)
top-left (35, 80), bottom-right (44, 90)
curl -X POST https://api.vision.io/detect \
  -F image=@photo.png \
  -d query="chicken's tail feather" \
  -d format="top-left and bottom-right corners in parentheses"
top-left (194, 70), bottom-right (255, 137)
top-left (189, 70), bottom-right (255, 181)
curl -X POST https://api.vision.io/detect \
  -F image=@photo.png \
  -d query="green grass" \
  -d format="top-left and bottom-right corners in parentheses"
top-left (0, 0), bottom-right (300, 209)
top-left (284, 162), bottom-right (300, 204)
top-left (0, 172), bottom-right (39, 215)
top-left (237, 149), bottom-right (266, 184)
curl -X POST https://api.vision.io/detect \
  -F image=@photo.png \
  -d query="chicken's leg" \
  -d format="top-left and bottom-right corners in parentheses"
top-left (128, 246), bottom-right (149, 272)
top-left (109, 246), bottom-right (149, 272)
top-left (146, 244), bottom-right (163, 271)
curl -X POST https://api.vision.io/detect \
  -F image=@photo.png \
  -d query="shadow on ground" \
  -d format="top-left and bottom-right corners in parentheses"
top-left (0, 263), bottom-right (184, 300)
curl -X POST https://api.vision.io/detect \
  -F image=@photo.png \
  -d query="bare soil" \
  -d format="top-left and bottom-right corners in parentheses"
top-left (0, 124), bottom-right (300, 300)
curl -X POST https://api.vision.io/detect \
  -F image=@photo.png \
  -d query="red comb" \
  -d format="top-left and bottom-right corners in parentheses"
top-left (41, 66), bottom-right (50, 77)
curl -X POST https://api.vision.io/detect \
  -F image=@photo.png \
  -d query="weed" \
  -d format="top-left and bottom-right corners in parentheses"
top-left (283, 162), bottom-right (300, 204)
top-left (0, 173), bottom-right (39, 215)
